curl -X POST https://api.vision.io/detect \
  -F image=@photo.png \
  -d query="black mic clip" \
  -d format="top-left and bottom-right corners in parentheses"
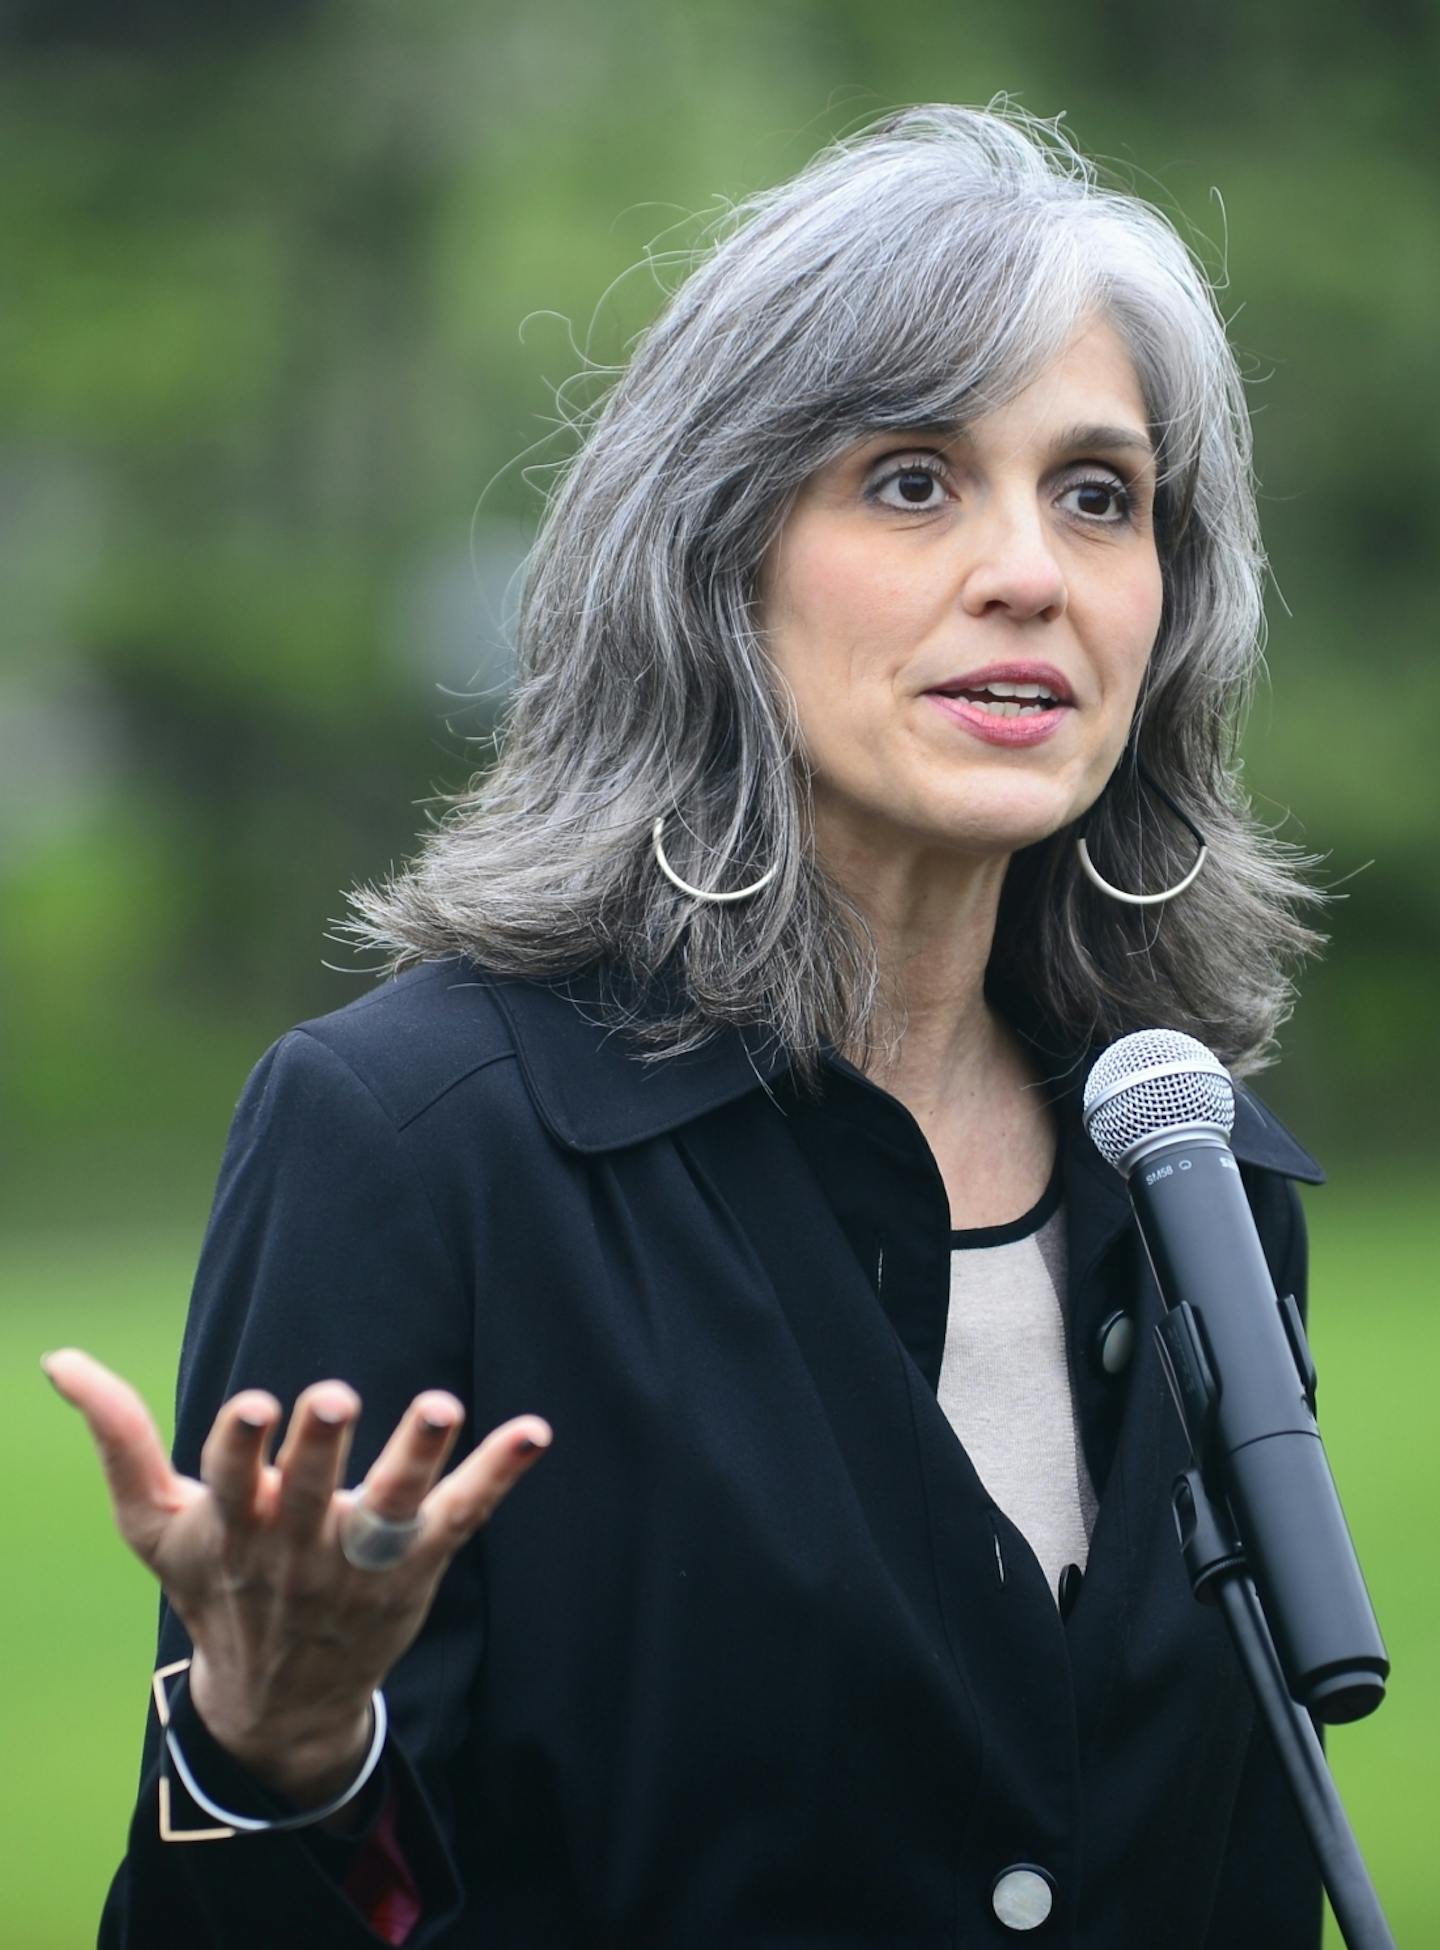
top-left (1155, 1302), bottom-right (1242, 1605)
top-left (1157, 1294), bottom-right (1321, 1608)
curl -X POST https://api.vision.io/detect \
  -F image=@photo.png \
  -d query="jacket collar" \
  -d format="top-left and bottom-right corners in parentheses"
top-left (488, 968), bottom-right (789, 1155)
top-left (486, 968), bottom-right (1324, 1183)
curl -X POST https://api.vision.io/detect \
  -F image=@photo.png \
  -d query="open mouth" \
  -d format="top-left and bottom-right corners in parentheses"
top-left (936, 680), bottom-right (1063, 719)
top-left (924, 666), bottom-right (1073, 745)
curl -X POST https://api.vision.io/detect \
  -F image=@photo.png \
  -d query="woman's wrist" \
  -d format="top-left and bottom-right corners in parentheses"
top-left (187, 1655), bottom-right (376, 1808)
top-left (238, 1718), bottom-right (378, 1809)
top-left (162, 1663), bottom-right (389, 1835)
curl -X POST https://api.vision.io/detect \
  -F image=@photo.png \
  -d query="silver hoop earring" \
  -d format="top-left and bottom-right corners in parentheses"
top-left (651, 816), bottom-right (779, 904)
top-left (1076, 765), bottom-right (1208, 907)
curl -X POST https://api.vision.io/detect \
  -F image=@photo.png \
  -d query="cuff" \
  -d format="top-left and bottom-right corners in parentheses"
top-left (166, 1670), bottom-right (391, 1856)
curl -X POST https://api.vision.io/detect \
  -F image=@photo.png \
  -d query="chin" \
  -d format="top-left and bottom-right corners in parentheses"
top-left (817, 769), bottom-right (1092, 865)
top-left (921, 784), bottom-right (1082, 857)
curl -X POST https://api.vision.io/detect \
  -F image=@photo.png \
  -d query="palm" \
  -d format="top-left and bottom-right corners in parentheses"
top-left (44, 1345), bottom-right (549, 1801)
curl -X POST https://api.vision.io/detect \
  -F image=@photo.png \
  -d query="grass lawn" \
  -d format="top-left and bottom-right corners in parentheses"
top-left (1, 1173), bottom-right (1433, 1946)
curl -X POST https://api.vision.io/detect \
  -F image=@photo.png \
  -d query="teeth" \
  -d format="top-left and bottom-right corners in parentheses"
top-left (938, 677), bottom-right (1062, 717)
top-left (957, 679), bottom-right (1060, 710)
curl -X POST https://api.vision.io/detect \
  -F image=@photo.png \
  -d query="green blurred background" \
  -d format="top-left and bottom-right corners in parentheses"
top-left (2, 1), bottom-right (1436, 1942)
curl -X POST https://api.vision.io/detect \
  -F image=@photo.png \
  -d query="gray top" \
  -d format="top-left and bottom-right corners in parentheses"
top-left (937, 1181), bottom-right (1098, 1602)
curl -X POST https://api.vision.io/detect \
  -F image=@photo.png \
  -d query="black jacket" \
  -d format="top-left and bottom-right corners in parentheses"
top-left (102, 958), bottom-right (1326, 1948)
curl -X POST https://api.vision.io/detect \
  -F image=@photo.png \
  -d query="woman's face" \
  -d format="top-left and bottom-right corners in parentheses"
top-left (761, 320), bottom-right (1164, 874)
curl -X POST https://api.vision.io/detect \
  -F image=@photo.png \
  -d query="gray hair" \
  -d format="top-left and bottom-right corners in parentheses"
top-left (347, 103), bottom-right (1321, 1079)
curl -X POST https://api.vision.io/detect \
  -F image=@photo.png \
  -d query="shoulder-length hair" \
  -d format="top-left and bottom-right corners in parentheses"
top-left (347, 104), bottom-right (1321, 1079)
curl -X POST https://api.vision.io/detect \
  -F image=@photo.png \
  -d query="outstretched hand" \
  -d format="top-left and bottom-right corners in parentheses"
top-left (44, 1348), bottom-right (550, 1806)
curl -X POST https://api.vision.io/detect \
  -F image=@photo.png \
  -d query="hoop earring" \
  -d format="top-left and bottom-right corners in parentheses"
top-left (1075, 763), bottom-right (1208, 907)
top-left (651, 816), bottom-right (779, 904)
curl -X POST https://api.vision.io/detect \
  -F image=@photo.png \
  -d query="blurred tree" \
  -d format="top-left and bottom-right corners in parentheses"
top-left (0, 0), bottom-right (317, 54)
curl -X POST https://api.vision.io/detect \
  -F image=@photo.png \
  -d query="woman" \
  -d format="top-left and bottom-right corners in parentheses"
top-left (49, 106), bottom-right (1326, 1947)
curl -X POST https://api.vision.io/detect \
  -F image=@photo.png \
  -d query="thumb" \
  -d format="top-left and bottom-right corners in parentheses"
top-left (43, 1348), bottom-right (188, 1561)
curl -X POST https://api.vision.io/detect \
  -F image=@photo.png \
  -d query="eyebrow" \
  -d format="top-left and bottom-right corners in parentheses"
top-left (1049, 422), bottom-right (1157, 463)
top-left (862, 420), bottom-right (1157, 463)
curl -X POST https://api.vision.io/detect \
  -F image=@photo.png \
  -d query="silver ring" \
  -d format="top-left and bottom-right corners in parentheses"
top-left (338, 1496), bottom-right (424, 1573)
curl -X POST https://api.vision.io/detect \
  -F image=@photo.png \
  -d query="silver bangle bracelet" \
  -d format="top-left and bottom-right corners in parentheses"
top-left (161, 1678), bottom-right (388, 1837)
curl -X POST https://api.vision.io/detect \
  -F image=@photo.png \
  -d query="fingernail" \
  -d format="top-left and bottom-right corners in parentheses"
top-left (421, 1415), bottom-right (454, 1437)
top-left (313, 1402), bottom-right (350, 1427)
top-left (237, 1412), bottom-right (268, 1434)
top-left (516, 1433), bottom-right (550, 1454)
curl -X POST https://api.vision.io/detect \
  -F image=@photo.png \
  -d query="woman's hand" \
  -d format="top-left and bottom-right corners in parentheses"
top-left (43, 1348), bottom-right (551, 1807)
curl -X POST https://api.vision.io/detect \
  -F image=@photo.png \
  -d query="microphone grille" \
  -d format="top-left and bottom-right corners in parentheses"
top-left (1083, 1029), bottom-right (1235, 1171)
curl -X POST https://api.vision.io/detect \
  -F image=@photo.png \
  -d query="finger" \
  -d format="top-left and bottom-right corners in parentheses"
top-left (41, 1348), bottom-right (187, 1558)
top-left (273, 1381), bottom-right (359, 1541)
top-left (199, 1390), bottom-right (281, 1524)
top-left (419, 1415), bottom-right (552, 1556)
top-left (355, 1391), bottom-right (465, 1523)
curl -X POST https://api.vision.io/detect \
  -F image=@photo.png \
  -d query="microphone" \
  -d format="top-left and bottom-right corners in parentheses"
top-left (1083, 1029), bottom-right (1388, 1724)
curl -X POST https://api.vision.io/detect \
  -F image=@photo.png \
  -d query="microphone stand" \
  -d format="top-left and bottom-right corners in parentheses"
top-left (1156, 1308), bottom-right (1397, 1950)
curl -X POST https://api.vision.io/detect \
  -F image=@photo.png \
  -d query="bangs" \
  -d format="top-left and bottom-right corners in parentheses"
top-left (791, 224), bottom-right (1093, 449)
top-left (648, 123), bottom-right (1233, 536)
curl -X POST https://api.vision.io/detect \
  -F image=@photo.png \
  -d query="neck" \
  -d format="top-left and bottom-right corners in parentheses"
top-left (821, 815), bottom-right (1058, 1226)
top-left (823, 818), bottom-right (1018, 1118)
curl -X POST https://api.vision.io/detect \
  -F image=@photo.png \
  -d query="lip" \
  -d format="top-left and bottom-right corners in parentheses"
top-left (923, 659), bottom-right (1075, 749)
top-left (928, 660), bottom-right (1075, 705)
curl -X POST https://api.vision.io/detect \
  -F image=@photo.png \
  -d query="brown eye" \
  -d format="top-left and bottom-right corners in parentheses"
top-left (1060, 475), bottom-right (1131, 522)
top-left (870, 457), bottom-right (948, 510)
top-left (896, 469), bottom-right (937, 504)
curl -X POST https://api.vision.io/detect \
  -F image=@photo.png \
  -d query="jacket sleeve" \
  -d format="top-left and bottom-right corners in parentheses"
top-left (99, 1028), bottom-right (484, 1948)
top-left (1205, 1173), bottom-right (1325, 1950)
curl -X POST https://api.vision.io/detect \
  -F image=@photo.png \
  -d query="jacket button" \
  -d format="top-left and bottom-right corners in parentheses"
top-left (1095, 1309), bottom-right (1135, 1375)
top-left (1058, 1562), bottom-right (1083, 1619)
top-left (992, 1864), bottom-right (1055, 1930)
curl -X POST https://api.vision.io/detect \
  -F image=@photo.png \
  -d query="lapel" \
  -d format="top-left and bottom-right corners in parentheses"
top-left (486, 966), bottom-right (791, 1153)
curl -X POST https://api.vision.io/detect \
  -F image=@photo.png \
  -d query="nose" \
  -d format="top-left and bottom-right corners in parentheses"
top-left (957, 499), bottom-right (1067, 623)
